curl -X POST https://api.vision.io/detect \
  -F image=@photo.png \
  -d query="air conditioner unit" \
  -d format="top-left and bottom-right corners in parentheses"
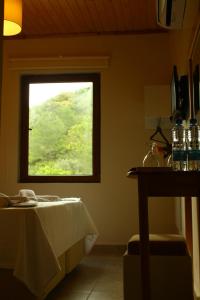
top-left (157, 0), bottom-right (187, 29)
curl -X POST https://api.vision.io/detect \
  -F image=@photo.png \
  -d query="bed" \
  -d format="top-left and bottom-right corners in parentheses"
top-left (0, 198), bottom-right (98, 299)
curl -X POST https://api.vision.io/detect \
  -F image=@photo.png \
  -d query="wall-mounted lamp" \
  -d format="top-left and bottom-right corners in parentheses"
top-left (4, 0), bottom-right (22, 36)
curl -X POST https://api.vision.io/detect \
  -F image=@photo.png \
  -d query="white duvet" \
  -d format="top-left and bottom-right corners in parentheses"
top-left (0, 199), bottom-right (98, 297)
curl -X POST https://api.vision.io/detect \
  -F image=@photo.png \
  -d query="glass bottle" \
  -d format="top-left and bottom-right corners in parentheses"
top-left (187, 118), bottom-right (200, 170)
top-left (171, 119), bottom-right (187, 171)
top-left (143, 142), bottom-right (160, 167)
top-left (167, 153), bottom-right (172, 167)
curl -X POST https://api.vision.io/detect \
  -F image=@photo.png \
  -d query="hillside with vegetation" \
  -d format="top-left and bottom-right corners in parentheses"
top-left (29, 87), bottom-right (93, 176)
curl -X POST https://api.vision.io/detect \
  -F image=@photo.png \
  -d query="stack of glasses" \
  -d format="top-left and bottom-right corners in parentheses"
top-left (172, 118), bottom-right (200, 171)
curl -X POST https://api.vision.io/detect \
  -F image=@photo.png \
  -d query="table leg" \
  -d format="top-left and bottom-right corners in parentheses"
top-left (185, 196), bottom-right (193, 255)
top-left (138, 180), bottom-right (150, 300)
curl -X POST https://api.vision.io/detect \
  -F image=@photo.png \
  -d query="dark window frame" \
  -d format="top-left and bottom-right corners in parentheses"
top-left (20, 73), bottom-right (101, 183)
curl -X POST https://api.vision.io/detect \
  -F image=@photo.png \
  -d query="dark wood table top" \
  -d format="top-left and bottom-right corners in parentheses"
top-left (127, 167), bottom-right (200, 197)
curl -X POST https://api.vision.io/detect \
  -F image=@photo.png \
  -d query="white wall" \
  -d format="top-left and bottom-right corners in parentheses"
top-left (0, 34), bottom-right (177, 244)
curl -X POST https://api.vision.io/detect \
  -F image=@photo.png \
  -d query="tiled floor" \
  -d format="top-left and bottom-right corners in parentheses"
top-left (46, 247), bottom-right (125, 300)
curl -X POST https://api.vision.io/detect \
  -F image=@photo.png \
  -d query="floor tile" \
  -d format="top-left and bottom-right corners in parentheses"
top-left (87, 291), bottom-right (123, 300)
top-left (45, 248), bottom-right (123, 300)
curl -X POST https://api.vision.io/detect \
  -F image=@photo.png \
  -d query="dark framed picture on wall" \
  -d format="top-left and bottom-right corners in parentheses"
top-left (193, 64), bottom-right (200, 117)
top-left (171, 65), bottom-right (180, 117)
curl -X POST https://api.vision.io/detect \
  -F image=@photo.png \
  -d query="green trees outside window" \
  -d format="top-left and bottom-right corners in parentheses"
top-left (20, 73), bottom-right (100, 183)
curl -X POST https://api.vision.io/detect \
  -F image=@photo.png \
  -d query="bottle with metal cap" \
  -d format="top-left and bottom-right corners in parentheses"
top-left (187, 118), bottom-right (200, 170)
top-left (171, 119), bottom-right (187, 171)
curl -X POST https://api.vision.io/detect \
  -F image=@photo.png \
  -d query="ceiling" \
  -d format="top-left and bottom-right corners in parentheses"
top-left (16, 0), bottom-right (165, 39)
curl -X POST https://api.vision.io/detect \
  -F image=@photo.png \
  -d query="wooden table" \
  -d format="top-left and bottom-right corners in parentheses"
top-left (127, 167), bottom-right (200, 300)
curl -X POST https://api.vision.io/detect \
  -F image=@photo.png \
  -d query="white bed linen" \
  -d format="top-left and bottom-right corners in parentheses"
top-left (0, 199), bottom-right (98, 297)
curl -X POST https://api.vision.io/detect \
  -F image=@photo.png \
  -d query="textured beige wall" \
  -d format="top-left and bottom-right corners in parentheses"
top-left (0, 34), bottom-right (177, 244)
top-left (168, 0), bottom-right (200, 297)
top-left (168, 0), bottom-right (200, 74)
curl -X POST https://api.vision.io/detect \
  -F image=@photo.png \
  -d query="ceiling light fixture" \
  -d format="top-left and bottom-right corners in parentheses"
top-left (4, 0), bottom-right (22, 36)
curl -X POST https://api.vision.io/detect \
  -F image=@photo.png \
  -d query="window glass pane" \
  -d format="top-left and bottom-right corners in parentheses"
top-left (28, 82), bottom-right (93, 176)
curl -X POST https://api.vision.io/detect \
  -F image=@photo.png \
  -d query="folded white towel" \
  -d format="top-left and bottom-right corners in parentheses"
top-left (0, 189), bottom-right (80, 207)
top-left (0, 192), bottom-right (31, 207)
top-left (19, 189), bottom-right (37, 200)
top-left (9, 196), bottom-right (30, 205)
top-left (12, 200), bottom-right (38, 207)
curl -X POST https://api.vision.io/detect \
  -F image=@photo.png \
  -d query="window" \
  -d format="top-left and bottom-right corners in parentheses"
top-left (20, 73), bottom-right (100, 183)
